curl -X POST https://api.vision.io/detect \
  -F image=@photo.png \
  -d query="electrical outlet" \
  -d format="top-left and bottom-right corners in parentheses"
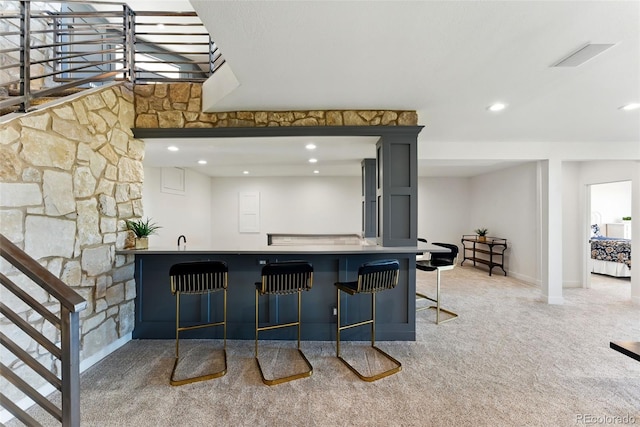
top-left (332, 307), bottom-right (337, 316)
top-left (258, 259), bottom-right (267, 265)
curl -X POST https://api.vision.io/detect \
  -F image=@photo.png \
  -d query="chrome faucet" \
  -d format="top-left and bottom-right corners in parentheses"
top-left (177, 235), bottom-right (186, 248)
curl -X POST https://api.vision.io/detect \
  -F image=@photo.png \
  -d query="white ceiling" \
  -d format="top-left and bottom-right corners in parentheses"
top-left (130, 0), bottom-right (640, 177)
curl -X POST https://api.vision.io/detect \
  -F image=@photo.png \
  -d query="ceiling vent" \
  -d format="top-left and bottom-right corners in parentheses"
top-left (551, 43), bottom-right (615, 67)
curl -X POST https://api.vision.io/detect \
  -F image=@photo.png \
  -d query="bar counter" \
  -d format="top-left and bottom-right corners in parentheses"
top-left (120, 241), bottom-right (444, 341)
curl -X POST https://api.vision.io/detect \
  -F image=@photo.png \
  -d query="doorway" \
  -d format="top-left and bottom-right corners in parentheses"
top-left (588, 180), bottom-right (632, 288)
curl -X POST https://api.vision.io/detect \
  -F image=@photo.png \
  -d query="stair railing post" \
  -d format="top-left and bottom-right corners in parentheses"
top-left (60, 306), bottom-right (81, 427)
top-left (123, 4), bottom-right (134, 82)
top-left (125, 5), bottom-right (136, 83)
top-left (19, 0), bottom-right (31, 112)
top-left (209, 38), bottom-right (214, 76)
top-left (52, 12), bottom-right (60, 82)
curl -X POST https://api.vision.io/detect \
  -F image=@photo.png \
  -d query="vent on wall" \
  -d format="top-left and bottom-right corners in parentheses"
top-left (551, 43), bottom-right (615, 67)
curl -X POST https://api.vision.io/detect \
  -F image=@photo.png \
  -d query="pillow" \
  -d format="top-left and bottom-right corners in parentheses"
top-left (591, 224), bottom-right (602, 238)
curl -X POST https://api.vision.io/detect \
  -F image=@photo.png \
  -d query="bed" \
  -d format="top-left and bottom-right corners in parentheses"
top-left (589, 235), bottom-right (631, 278)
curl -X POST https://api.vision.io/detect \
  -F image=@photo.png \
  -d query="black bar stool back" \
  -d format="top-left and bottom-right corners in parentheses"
top-left (169, 260), bottom-right (228, 386)
top-left (255, 261), bottom-right (314, 386)
top-left (335, 259), bottom-right (402, 382)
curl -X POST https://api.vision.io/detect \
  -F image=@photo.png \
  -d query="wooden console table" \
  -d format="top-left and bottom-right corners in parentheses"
top-left (461, 235), bottom-right (507, 276)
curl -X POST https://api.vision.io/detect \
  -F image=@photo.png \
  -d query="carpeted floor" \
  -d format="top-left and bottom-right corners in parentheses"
top-left (9, 266), bottom-right (640, 426)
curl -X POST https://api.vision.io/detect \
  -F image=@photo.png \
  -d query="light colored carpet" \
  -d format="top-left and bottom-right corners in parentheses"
top-left (9, 266), bottom-right (640, 426)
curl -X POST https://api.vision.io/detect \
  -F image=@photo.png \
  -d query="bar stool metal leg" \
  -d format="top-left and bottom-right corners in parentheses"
top-left (254, 261), bottom-right (313, 386)
top-left (416, 266), bottom-right (458, 325)
top-left (169, 261), bottom-right (228, 386)
top-left (170, 289), bottom-right (227, 386)
top-left (416, 242), bottom-right (459, 325)
top-left (335, 259), bottom-right (402, 382)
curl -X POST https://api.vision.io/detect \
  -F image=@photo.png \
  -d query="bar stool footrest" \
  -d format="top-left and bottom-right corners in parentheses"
top-left (415, 292), bottom-right (437, 312)
top-left (255, 349), bottom-right (313, 386)
top-left (416, 292), bottom-right (459, 324)
top-left (427, 306), bottom-right (459, 324)
top-left (337, 345), bottom-right (401, 382)
top-left (170, 348), bottom-right (227, 386)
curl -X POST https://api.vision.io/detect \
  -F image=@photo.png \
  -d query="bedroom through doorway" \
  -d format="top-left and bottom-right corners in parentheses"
top-left (589, 180), bottom-right (632, 288)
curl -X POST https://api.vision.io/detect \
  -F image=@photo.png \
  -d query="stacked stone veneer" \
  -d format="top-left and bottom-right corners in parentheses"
top-left (134, 83), bottom-right (418, 128)
top-left (0, 83), bottom-right (142, 400)
top-left (0, 80), bottom-right (417, 404)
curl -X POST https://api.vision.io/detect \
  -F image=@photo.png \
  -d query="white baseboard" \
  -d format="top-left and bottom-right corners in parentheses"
top-left (0, 333), bottom-right (132, 424)
top-left (507, 271), bottom-right (537, 287)
top-left (563, 280), bottom-right (582, 288)
top-left (80, 333), bottom-right (132, 373)
top-left (544, 295), bottom-right (565, 305)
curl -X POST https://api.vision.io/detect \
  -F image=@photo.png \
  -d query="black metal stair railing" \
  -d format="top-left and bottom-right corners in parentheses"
top-left (0, 0), bottom-right (224, 114)
top-left (0, 234), bottom-right (87, 426)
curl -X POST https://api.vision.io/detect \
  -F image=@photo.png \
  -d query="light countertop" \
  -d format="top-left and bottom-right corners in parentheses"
top-left (117, 241), bottom-right (448, 255)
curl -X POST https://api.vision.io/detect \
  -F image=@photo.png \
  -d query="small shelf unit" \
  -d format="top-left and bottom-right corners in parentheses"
top-left (461, 235), bottom-right (507, 276)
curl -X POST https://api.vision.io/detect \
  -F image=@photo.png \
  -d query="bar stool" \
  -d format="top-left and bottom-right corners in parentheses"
top-left (169, 260), bottom-right (228, 386)
top-left (255, 261), bottom-right (314, 386)
top-left (335, 259), bottom-right (402, 382)
top-left (416, 242), bottom-right (459, 324)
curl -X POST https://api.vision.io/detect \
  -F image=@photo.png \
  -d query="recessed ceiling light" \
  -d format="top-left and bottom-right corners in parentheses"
top-left (197, 160), bottom-right (207, 165)
top-left (306, 143), bottom-right (316, 150)
top-left (487, 103), bottom-right (506, 112)
top-left (243, 170), bottom-right (249, 175)
top-left (157, 23), bottom-right (165, 29)
top-left (620, 103), bottom-right (640, 111)
top-left (167, 146), bottom-right (179, 152)
top-left (313, 170), bottom-right (319, 174)
top-left (308, 158), bottom-right (318, 163)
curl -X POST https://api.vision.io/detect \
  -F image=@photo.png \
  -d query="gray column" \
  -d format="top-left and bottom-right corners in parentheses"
top-left (361, 158), bottom-right (376, 238)
top-left (376, 133), bottom-right (418, 247)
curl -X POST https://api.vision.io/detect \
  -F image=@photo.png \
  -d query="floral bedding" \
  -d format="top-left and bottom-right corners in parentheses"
top-left (590, 237), bottom-right (631, 270)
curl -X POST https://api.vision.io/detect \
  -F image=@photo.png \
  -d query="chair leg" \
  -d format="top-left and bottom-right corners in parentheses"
top-left (255, 290), bottom-right (313, 386)
top-left (336, 289), bottom-right (402, 382)
top-left (426, 268), bottom-right (458, 325)
top-left (170, 291), bottom-right (228, 386)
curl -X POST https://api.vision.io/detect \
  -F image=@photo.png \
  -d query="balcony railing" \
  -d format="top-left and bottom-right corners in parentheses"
top-left (0, 0), bottom-right (224, 113)
top-left (1, 234), bottom-right (87, 426)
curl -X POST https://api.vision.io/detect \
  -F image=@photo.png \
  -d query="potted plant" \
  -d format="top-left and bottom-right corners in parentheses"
top-left (474, 228), bottom-right (488, 242)
top-left (125, 218), bottom-right (161, 249)
top-left (622, 216), bottom-right (631, 222)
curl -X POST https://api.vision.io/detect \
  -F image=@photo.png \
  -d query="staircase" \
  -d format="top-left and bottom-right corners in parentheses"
top-left (1, 234), bottom-right (86, 426)
top-left (0, 0), bottom-right (224, 115)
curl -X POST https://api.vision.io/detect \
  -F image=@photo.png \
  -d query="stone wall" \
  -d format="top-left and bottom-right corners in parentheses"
top-left (0, 83), bottom-right (141, 401)
top-left (134, 83), bottom-right (418, 128)
top-left (0, 79), bottom-right (417, 405)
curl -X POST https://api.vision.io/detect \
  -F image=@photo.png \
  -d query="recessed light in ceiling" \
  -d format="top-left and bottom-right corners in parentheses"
top-left (551, 43), bottom-right (615, 67)
top-left (306, 143), bottom-right (316, 150)
top-left (197, 160), bottom-right (207, 165)
top-left (167, 146), bottom-right (179, 152)
top-left (487, 103), bottom-right (506, 112)
top-left (313, 170), bottom-right (319, 174)
top-left (308, 158), bottom-right (318, 163)
top-left (243, 170), bottom-right (249, 175)
top-left (620, 103), bottom-right (640, 111)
